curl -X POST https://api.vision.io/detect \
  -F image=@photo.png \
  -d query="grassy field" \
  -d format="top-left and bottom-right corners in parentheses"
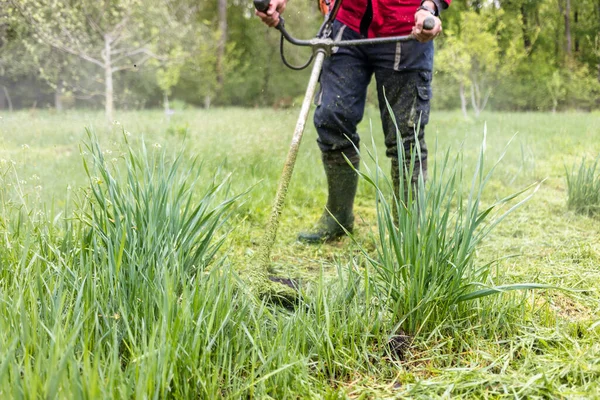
top-left (0, 108), bottom-right (599, 398)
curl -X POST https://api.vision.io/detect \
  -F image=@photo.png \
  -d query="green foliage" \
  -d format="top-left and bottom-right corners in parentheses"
top-left (435, 0), bottom-right (600, 112)
top-left (0, 131), bottom-right (315, 398)
top-left (354, 129), bottom-right (546, 336)
top-left (0, 110), bottom-right (599, 398)
top-left (561, 61), bottom-right (600, 110)
top-left (6, 0), bottom-right (599, 111)
top-left (155, 46), bottom-right (187, 96)
top-left (566, 154), bottom-right (600, 217)
top-left (436, 9), bottom-right (526, 116)
top-left (8, 0), bottom-right (198, 116)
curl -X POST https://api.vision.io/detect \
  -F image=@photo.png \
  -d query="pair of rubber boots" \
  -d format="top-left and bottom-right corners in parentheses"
top-left (298, 153), bottom-right (427, 243)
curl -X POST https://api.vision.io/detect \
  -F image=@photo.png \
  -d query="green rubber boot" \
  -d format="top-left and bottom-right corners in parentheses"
top-left (298, 152), bottom-right (360, 243)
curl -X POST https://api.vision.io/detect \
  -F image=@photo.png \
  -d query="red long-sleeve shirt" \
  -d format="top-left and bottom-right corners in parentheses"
top-left (336, 0), bottom-right (451, 38)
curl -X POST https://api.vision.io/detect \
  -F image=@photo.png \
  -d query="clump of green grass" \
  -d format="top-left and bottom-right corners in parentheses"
top-left (79, 129), bottom-right (238, 300)
top-left (0, 130), bottom-right (402, 398)
top-left (0, 131), bottom-right (320, 398)
top-left (566, 155), bottom-right (600, 217)
top-left (354, 129), bottom-right (549, 340)
top-left (2, 115), bottom-right (598, 398)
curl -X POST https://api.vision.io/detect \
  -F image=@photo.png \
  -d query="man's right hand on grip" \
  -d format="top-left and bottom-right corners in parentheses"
top-left (255, 0), bottom-right (287, 28)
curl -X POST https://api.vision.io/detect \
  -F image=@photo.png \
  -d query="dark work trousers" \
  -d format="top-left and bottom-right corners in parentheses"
top-left (314, 21), bottom-right (434, 177)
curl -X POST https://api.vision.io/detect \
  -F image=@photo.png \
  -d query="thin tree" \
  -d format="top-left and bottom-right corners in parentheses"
top-left (558, 0), bottom-right (572, 56)
top-left (216, 0), bottom-right (228, 88)
top-left (11, 0), bottom-right (187, 121)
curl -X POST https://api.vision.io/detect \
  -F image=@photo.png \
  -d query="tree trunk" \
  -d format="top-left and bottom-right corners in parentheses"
top-left (164, 91), bottom-right (170, 114)
top-left (204, 94), bottom-right (211, 109)
top-left (598, 0), bottom-right (600, 83)
top-left (164, 91), bottom-right (173, 122)
top-left (470, 85), bottom-right (481, 118)
top-left (557, 0), bottom-right (566, 57)
top-left (216, 0), bottom-right (228, 88)
top-left (480, 89), bottom-right (491, 114)
top-left (261, 29), bottom-right (275, 106)
top-left (1, 86), bottom-right (13, 112)
top-left (565, 0), bottom-right (572, 56)
top-left (459, 82), bottom-right (468, 119)
top-left (554, 18), bottom-right (560, 59)
top-left (573, 7), bottom-right (579, 53)
top-left (104, 34), bottom-right (114, 122)
top-left (55, 79), bottom-right (63, 111)
top-left (520, 5), bottom-right (531, 50)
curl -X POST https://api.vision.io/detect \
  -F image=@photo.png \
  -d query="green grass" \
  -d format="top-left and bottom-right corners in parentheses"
top-left (354, 130), bottom-right (554, 340)
top-left (566, 154), bottom-right (600, 217)
top-left (0, 108), bottom-right (599, 398)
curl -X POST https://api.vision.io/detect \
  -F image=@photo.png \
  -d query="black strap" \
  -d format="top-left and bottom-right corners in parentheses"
top-left (359, 0), bottom-right (373, 37)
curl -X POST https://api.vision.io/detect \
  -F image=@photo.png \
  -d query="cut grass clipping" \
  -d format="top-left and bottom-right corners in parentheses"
top-left (566, 154), bottom-right (600, 217)
top-left (352, 128), bottom-right (554, 346)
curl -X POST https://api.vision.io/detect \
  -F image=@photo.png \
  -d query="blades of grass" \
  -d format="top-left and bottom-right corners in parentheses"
top-left (456, 284), bottom-right (560, 302)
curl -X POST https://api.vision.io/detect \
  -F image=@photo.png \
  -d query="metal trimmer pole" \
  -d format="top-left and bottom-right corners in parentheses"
top-left (257, 49), bottom-right (327, 272)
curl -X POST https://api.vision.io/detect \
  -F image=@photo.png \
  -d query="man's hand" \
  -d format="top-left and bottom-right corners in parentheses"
top-left (412, 1), bottom-right (442, 42)
top-left (255, 0), bottom-right (287, 28)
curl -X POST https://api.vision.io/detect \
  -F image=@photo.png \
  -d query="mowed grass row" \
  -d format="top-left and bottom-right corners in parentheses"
top-left (0, 109), bottom-right (599, 398)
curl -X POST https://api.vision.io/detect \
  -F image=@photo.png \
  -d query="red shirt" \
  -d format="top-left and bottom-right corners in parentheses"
top-left (336, 0), bottom-right (451, 38)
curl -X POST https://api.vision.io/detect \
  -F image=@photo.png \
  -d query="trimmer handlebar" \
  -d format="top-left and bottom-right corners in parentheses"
top-left (254, 0), bottom-right (270, 13)
top-left (253, 0), bottom-right (435, 35)
top-left (423, 16), bottom-right (435, 31)
top-left (254, 0), bottom-right (436, 69)
top-left (251, 0), bottom-right (436, 274)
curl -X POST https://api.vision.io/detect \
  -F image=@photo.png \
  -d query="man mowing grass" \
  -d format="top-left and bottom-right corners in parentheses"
top-left (257, 0), bottom-right (449, 242)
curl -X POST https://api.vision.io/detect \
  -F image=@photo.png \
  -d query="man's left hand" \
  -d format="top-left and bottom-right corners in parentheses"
top-left (412, 7), bottom-right (442, 42)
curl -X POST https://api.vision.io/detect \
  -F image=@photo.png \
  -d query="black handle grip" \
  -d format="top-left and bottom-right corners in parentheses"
top-left (254, 0), bottom-right (270, 12)
top-left (423, 16), bottom-right (435, 31)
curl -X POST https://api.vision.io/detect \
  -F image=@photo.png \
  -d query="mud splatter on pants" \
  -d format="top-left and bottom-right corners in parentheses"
top-left (313, 20), bottom-right (433, 181)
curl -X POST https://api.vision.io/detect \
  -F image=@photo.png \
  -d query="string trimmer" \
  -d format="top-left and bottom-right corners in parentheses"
top-left (250, 0), bottom-right (435, 305)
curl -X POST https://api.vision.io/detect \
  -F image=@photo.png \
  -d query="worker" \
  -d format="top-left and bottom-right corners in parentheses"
top-left (257, 0), bottom-right (450, 242)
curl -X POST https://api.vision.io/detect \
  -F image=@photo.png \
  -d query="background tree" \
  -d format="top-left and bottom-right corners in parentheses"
top-left (0, 4), bottom-right (39, 111)
top-left (216, 0), bottom-right (228, 89)
top-left (436, 10), bottom-right (521, 117)
top-left (1, 0), bottom-right (599, 112)
top-left (11, 0), bottom-right (198, 121)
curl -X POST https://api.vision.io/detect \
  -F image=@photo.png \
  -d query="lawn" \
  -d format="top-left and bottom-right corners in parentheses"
top-left (0, 108), bottom-right (599, 398)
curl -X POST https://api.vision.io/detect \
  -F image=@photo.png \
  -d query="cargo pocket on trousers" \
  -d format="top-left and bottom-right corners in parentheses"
top-left (415, 85), bottom-right (431, 126)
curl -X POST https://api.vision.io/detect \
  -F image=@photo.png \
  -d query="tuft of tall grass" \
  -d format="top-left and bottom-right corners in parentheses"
top-left (0, 131), bottom-right (321, 398)
top-left (77, 129), bottom-right (239, 317)
top-left (354, 129), bottom-right (549, 338)
top-left (2, 124), bottom-right (589, 398)
top-left (2, 129), bottom-right (412, 398)
top-left (565, 154), bottom-right (600, 217)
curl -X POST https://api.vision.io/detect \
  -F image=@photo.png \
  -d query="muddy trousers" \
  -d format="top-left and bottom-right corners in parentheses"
top-left (312, 22), bottom-right (432, 215)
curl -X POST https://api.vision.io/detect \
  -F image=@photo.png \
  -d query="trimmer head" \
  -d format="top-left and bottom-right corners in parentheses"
top-left (264, 276), bottom-right (302, 309)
